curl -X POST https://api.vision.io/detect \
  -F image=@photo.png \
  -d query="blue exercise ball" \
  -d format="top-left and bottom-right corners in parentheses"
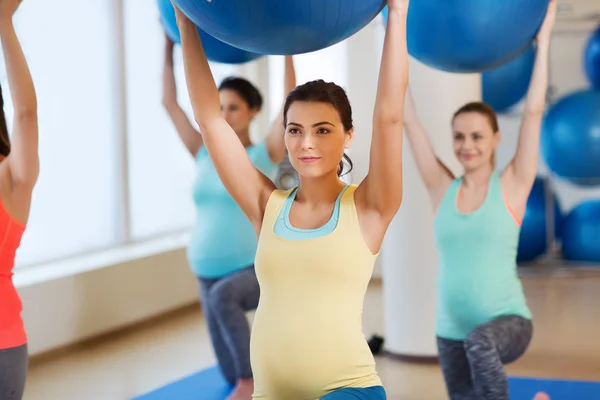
top-left (541, 90), bottom-right (600, 186)
top-left (584, 25), bottom-right (600, 89)
top-left (170, 0), bottom-right (386, 55)
top-left (562, 201), bottom-right (600, 263)
top-left (382, 1), bottom-right (548, 73)
top-left (157, 0), bottom-right (262, 64)
top-left (517, 176), bottom-right (563, 262)
top-left (483, 45), bottom-right (536, 113)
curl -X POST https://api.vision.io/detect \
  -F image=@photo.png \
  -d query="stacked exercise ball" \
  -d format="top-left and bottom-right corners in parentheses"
top-left (535, 25), bottom-right (600, 264)
top-left (382, 0), bottom-right (547, 73)
top-left (540, 90), bottom-right (600, 186)
top-left (561, 201), bottom-right (600, 262)
top-left (157, 0), bottom-right (262, 64)
top-left (517, 176), bottom-right (563, 263)
top-left (584, 25), bottom-right (600, 89)
top-left (170, 0), bottom-right (387, 55)
top-left (541, 25), bottom-right (600, 186)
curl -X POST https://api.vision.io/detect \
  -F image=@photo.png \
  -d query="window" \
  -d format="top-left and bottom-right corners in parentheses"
top-left (124, 0), bottom-right (238, 240)
top-left (7, 0), bottom-right (119, 267)
top-left (267, 43), bottom-right (348, 121)
top-left (6, 0), bottom-right (351, 268)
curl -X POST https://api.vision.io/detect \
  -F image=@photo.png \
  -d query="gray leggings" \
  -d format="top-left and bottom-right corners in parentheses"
top-left (198, 266), bottom-right (259, 386)
top-left (0, 343), bottom-right (28, 400)
top-left (437, 315), bottom-right (533, 400)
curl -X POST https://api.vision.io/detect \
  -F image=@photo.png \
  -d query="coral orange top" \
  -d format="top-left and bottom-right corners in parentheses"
top-left (0, 198), bottom-right (26, 349)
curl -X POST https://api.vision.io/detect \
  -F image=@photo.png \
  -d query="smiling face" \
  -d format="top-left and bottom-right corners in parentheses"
top-left (451, 103), bottom-right (500, 172)
top-left (285, 101), bottom-right (353, 179)
top-left (283, 80), bottom-right (355, 180)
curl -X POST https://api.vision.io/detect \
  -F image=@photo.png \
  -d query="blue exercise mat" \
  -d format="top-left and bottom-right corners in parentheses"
top-left (132, 366), bottom-right (233, 400)
top-left (133, 367), bottom-right (600, 400)
top-left (509, 376), bottom-right (600, 399)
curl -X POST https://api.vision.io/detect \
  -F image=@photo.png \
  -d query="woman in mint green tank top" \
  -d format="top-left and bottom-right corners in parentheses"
top-left (402, 3), bottom-right (557, 400)
top-left (161, 33), bottom-right (296, 399)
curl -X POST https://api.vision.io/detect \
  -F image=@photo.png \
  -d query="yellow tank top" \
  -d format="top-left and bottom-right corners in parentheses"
top-left (251, 184), bottom-right (382, 400)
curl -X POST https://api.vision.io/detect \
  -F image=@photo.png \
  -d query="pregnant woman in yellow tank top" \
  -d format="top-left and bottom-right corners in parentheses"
top-left (172, 0), bottom-right (409, 398)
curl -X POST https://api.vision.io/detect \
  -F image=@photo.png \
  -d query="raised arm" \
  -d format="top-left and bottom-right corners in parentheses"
top-left (0, 0), bottom-right (38, 190)
top-left (355, 1), bottom-right (409, 219)
top-left (264, 56), bottom-right (296, 164)
top-left (162, 34), bottom-right (203, 157)
top-left (402, 86), bottom-right (454, 208)
top-left (502, 0), bottom-right (556, 204)
top-left (173, 5), bottom-right (275, 226)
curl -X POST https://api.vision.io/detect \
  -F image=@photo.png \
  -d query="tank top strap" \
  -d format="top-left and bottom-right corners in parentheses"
top-left (337, 184), bottom-right (360, 226)
top-left (261, 188), bottom-right (295, 234)
top-left (448, 177), bottom-right (463, 195)
top-left (486, 170), bottom-right (505, 207)
top-left (437, 177), bottom-right (462, 214)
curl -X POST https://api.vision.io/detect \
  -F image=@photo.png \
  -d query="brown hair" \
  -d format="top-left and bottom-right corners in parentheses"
top-left (0, 84), bottom-right (10, 158)
top-left (218, 76), bottom-right (263, 111)
top-left (452, 102), bottom-right (499, 166)
top-left (283, 79), bottom-right (353, 177)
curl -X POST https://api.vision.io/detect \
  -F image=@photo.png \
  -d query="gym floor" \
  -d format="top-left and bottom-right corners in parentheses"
top-left (23, 269), bottom-right (600, 400)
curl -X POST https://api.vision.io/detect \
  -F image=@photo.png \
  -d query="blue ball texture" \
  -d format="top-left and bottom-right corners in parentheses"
top-left (562, 201), bottom-right (600, 263)
top-left (483, 45), bottom-right (536, 113)
top-left (584, 26), bottom-right (600, 89)
top-left (541, 90), bottom-right (600, 186)
top-left (382, 1), bottom-right (548, 72)
top-left (170, 0), bottom-right (386, 55)
top-left (157, 0), bottom-right (262, 64)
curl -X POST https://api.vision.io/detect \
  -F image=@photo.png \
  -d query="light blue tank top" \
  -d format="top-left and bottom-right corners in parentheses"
top-left (188, 141), bottom-right (278, 278)
top-left (273, 185), bottom-right (350, 240)
top-left (433, 171), bottom-right (532, 340)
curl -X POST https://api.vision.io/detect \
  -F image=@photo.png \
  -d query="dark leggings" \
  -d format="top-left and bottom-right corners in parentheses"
top-left (0, 344), bottom-right (28, 400)
top-left (437, 315), bottom-right (533, 400)
top-left (198, 266), bottom-right (260, 386)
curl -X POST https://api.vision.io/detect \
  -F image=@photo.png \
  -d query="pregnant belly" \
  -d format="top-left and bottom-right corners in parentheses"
top-left (250, 310), bottom-right (378, 399)
top-left (439, 278), bottom-right (525, 324)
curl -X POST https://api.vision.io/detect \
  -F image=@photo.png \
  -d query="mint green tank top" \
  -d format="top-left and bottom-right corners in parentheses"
top-left (187, 141), bottom-right (278, 278)
top-left (433, 171), bottom-right (532, 340)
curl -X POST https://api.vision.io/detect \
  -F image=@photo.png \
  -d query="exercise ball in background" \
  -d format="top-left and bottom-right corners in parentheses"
top-left (483, 44), bottom-right (536, 113)
top-left (157, 0), bottom-right (262, 64)
top-left (540, 90), bottom-right (600, 186)
top-left (584, 25), bottom-right (600, 89)
top-left (382, 1), bottom-right (548, 73)
top-left (562, 201), bottom-right (600, 263)
top-left (517, 176), bottom-right (563, 263)
top-left (171, 0), bottom-right (386, 55)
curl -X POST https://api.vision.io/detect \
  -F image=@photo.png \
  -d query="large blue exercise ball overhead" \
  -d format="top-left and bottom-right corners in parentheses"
top-left (584, 25), bottom-right (600, 89)
top-left (517, 176), bottom-right (563, 263)
top-left (562, 201), bottom-right (600, 263)
top-left (483, 45), bottom-right (536, 113)
top-left (157, 0), bottom-right (262, 64)
top-left (170, 0), bottom-right (386, 55)
top-left (383, 1), bottom-right (548, 73)
top-left (541, 90), bottom-right (600, 186)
